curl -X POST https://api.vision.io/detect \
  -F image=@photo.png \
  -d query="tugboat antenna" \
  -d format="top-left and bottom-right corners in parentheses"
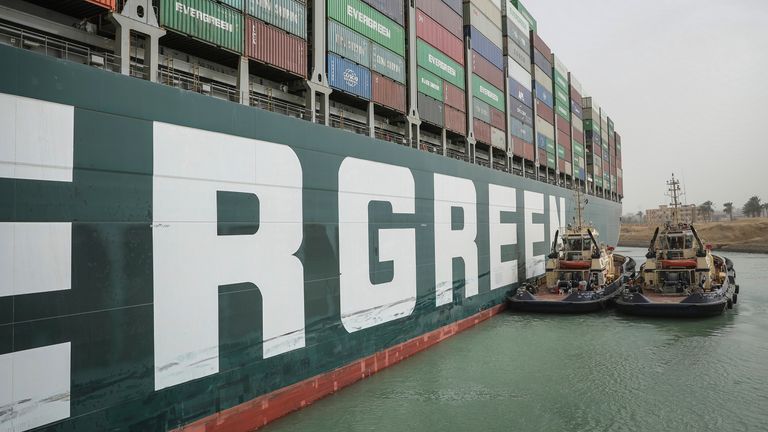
top-left (666, 174), bottom-right (683, 225)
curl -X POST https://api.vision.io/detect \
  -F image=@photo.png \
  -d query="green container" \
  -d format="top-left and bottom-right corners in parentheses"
top-left (511, 0), bottom-right (537, 32)
top-left (547, 152), bottom-right (556, 168)
top-left (554, 87), bottom-right (569, 106)
top-left (247, 0), bottom-right (306, 39)
top-left (417, 39), bottom-right (464, 89)
top-left (418, 68), bottom-right (444, 102)
top-left (328, 20), bottom-right (370, 67)
top-left (573, 141), bottom-right (584, 157)
top-left (556, 104), bottom-right (569, 121)
top-left (161, 0), bottom-right (243, 53)
top-left (472, 97), bottom-right (491, 123)
top-left (372, 43), bottom-right (405, 84)
top-left (220, 0), bottom-right (244, 10)
top-left (584, 119), bottom-right (600, 133)
top-left (328, 0), bottom-right (404, 56)
top-left (553, 71), bottom-right (568, 92)
top-left (557, 144), bottom-right (565, 159)
top-left (472, 74), bottom-right (505, 112)
top-left (546, 140), bottom-right (555, 153)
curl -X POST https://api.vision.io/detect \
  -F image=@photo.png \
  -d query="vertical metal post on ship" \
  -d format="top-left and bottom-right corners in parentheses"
top-left (405, 0), bottom-right (421, 148)
top-left (306, 0), bottom-right (332, 125)
top-left (110, 0), bottom-right (165, 82)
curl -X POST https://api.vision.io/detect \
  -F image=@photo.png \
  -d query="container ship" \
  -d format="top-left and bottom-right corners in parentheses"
top-left (0, 0), bottom-right (624, 430)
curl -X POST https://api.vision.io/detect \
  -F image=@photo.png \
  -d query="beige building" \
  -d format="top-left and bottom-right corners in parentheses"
top-left (645, 204), bottom-right (698, 224)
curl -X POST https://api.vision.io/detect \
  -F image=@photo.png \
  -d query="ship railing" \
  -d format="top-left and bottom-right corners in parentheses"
top-left (329, 113), bottom-right (369, 136)
top-left (0, 21), bottom-right (120, 73)
top-left (476, 159), bottom-right (491, 168)
top-left (375, 127), bottom-right (408, 146)
top-left (250, 92), bottom-right (307, 120)
top-left (158, 66), bottom-right (239, 102)
top-left (493, 162), bottom-right (507, 172)
top-left (446, 148), bottom-right (469, 162)
top-left (419, 142), bottom-right (444, 155)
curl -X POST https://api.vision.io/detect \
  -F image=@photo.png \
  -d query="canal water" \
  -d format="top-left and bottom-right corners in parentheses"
top-left (264, 248), bottom-right (768, 432)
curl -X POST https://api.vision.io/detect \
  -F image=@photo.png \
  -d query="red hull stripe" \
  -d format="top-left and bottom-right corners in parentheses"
top-left (174, 304), bottom-right (506, 431)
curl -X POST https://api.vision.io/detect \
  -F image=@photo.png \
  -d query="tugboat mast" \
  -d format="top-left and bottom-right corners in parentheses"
top-left (574, 187), bottom-right (586, 230)
top-left (666, 174), bottom-right (683, 225)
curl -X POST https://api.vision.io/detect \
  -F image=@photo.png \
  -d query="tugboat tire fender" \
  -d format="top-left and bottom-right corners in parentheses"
top-left (733, 293), bottom-right (738, 304)
top-left (727, 298), bottom-right (733, 309)
top-left (735, 285), bottom-right (740, 294)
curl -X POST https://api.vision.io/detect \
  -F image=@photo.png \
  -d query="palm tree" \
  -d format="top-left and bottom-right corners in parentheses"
top-left (723, 202), bottom-right (734, 221)
top-left (698, 201), bottom-right (714, 222)
top-left (762, 203), bottom-right (768, 218)
top-left (743, 196), bottom-right (762, 218)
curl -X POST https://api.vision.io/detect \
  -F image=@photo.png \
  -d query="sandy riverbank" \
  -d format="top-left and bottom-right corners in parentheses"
top-left (619, 219), bottom-right (768, 254)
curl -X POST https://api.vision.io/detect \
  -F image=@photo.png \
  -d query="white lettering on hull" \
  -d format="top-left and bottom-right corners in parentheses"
top-left (524, 191), bottom-right (545, 278)
top-left (152, 122), bottom-right (305, 390)
top-left (338, 158), bottom-right (416, 332)
top-left (434, 174), bottom-right (478, 306)
top-left (489, 185), bottom-right (517, 289)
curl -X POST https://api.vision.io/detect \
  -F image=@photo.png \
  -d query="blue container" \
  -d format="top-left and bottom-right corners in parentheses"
top-left (578, 168), bottom-right (586, 179)
top-left (586, 130), bottom-right (602, 146)
top-left (533, 49), bottom-right (552, 77)
top-left (510, 117), bottom-right (533, 143)
top-left (509, 77), bottom-right (533, 107)
top-left (571, 100), bottom-right (583, 119)
top-left (362, 0), bottom-right (405, 26)
top-left (536, 133), bottom-right (550, 150)
top-left (465, 26), bottom-right (504, 70)
top-left (328, 53), bottom-right (372, 100)
top-left (534, 82), bottom-right (553, 108)
top-left (442, 0), bottom-right (461, 15)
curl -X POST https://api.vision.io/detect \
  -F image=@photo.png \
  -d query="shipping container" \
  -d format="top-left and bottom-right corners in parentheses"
top-left (328, 0), bottom-right (405, 56)
top-left (570, 73), bottom-right (583, 95)
top-left (445, 104), bottom-right (467, 135)
top-left (371, 43), bottom-right (405, 83)
top-left (416, 39), bottom-right (464, 89)
top-left (160, 0), bottom-right (244, 53)
top-left (469, 0), bottom-right (502, 28)
top-left (510, 0), bottom-right (536, 31)
top-left (570, 85), bottom-right (582, 103)
top-left (327, 20), bottom-right (370, 67)
top-left (372, 72), bottom-right (406, 112)
top-left (245, 17), bottom-right (306, 77)
top-left (328, 53), bottom-right (371, 99)
top-left (472, 52), bottom-right (505, 91)
top-left (418, 92), bottom-right (445, 127)
top-left (534, 83), bottom-right (553, 108)
top-left (491, 127), bottom-right (506, 149)
top-left (464, 2), bottom-right (503, 48)
top-left (361, 0), bottom-right (404, 26)
top-left (532, 31), bottom-right (550, 57)
top-left (223, 0), bottom-right (246, 6)
top-left (415, 0), bottom-right (462, 38)
top-left (556, 115), bottom-right (570, 134)
top-left (533, 66), bottom-right (552, 90)
top-left (465, 26), bottom-right (503, 70)
top-left (571, 100), bottom-right (583, 119)
top-left (547, 152), bottom-right (556, 169)
top-left (246, 0), bottom-right (306, 39)
top-left (418, 67), bottom-right (444, 101)
top-left (510, 99), bottom-right (533, 126)
top-left (537, 148), bottom-right (547, 166)
top-left (444, 82), bottom-right (466, 112)
top-left (490, 106), bottom-right (505, 130)
top-left (473, 97), bottom-right (491, 122)
top-left (555, 104), bottom-right (569, 121)
top-left (554, 87), bottom-right (569, 106)
top-left (472, 74), bottom-right (505, 112)
top-left (512, 136), bottom-right (535, 160)
top-left (86, 0), bottom-right (116, 10)
top-left (442, 0), bottom-right (462, 15)
top-left (508, 77), bottom-right (533, 107)
top-left (510, 117), bottom-right (533, 143)
top-left (552, 56), bottom-right (568, 86)
top-left (507, 58), bottom-right (532, 91)
top-left (506, 42), bottom-right (531, 73)
top-left (474, 118), bottom-right (492, 144)
top-left (533, 50), bottom-right (552, 77)
top-left (536, 99), bottom-right (554, 121)
top-left (503, 2), bottom-right (530, 51)
top-left (416, 9), bottom-right (464, 65)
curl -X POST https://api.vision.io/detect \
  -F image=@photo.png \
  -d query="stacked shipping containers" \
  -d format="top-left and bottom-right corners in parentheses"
top-left (531, 31), bottom-right (555, 171)
top-left (327, 0), bottom-right (407, 112)
top-left (616, 132), bottom-right (623, 196)
top-left (415, 0), bottom-right (466, 133)
top-left (552, 54), bottom-right (571, 176)
top-left (159, 0), bottom-right (245, 54)
top-left (464, 0), bottom-right (506, 153)
top-left (503, 2), bottom-right (534, 162)
top-left (608, 117), bottom-right (618, 195)
top-left (600, 110), bottom-right (610, 194)
top-left (569, 74), bottom-right (586, 181)
top-left (245, 0), bottom-right (308, 77)
top-left (583, 97), bottom-right (602, 191)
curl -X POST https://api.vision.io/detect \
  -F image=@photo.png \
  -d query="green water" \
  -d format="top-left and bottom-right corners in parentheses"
top-left (264, 248), bottom-right (768, 432)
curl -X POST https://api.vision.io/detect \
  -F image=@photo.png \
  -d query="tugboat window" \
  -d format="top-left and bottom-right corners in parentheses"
top-left (685, 234), bottom-right (694, 249)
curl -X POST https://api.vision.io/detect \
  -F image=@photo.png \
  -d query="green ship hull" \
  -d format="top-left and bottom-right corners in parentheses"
top-left (0, 45), bottom-right (620, 431)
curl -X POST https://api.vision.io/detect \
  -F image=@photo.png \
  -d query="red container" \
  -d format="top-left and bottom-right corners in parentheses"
top-left (556, 115), bottom-right (570, 134)
top-left (572, 130), bottom-right (584, 144)
top-left (416, 9), bottom-right (464, 65)
top-left (537, 148), bottom-right (548, 167)
top-left (246, 18), bottom-right (307, 78)
top-left (570, 86), bottom-right (582, 103)
top-left (532, 32), bottom-right (551, 57)
top-left (444, 82), bottom-right (466, 112)
top-left (592, 144), bottom-right (602, 157)
top-left (490, 106), bottom-right (506, 130)
top-left (372, 72), bottom-right (406, 113)
top-left (471, 52), bottom-right (505, 91)
top-left (87, 0), bottom-right (116, 9)
top-left (414, 0), bottom-right (462, 38)
top-left (536, 101), bottom-right (554, 122)
top-left (473, 118), bottom-right (492, 144)
top-left (618, 179), bottom-right (623, 195)
top-left (445, 105), bottom-right (467, 135)
top-left (512, 136), bottom-right (535, 160)
top-left (603, 159), bottom-right (610, 173)
top-left (558, 159), bottom-right (566, 172)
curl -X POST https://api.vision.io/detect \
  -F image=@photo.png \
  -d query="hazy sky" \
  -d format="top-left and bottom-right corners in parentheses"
top-left (523, 0), bottom-right (768, 214)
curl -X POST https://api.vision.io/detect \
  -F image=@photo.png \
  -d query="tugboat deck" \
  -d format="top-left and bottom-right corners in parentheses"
top-left (639, 290), bottom-right (688, 304)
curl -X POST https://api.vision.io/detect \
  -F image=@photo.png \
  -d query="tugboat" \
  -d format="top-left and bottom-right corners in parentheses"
top-left (507, 190), bottom-right (635, 313)
top-left (616, 175), bottom-right (738, 317)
